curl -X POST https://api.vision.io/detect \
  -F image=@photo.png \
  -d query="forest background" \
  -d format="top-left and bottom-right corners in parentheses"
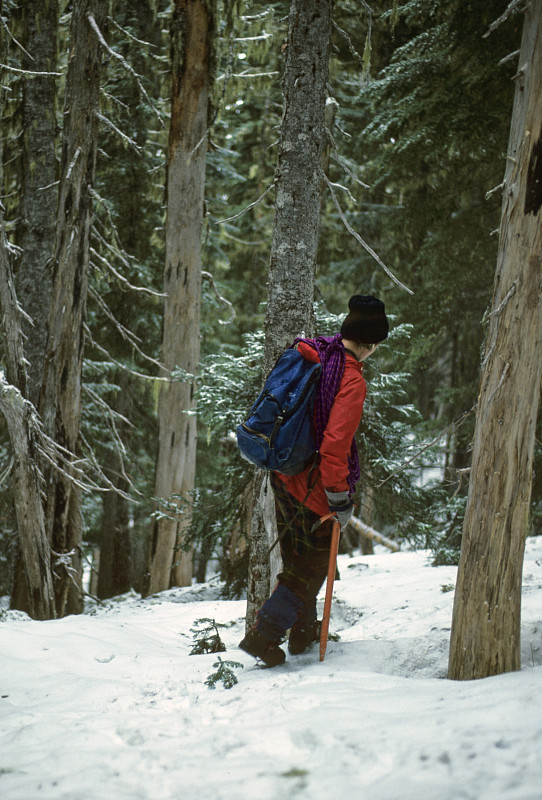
top-left (0, 0), bottom-right (540, 617)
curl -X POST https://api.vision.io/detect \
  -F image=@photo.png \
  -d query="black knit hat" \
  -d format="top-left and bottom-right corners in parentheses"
top-left (340, 295), bottom-right (389, 344)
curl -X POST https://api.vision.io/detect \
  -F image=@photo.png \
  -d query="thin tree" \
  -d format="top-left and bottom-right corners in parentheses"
top-left (148, 0), bottom-right (215, 594)
top-left (0, 209), bottom-right (56, 620)
top-left (448, 0), bottom-right (542, 680)
top-left (38, 0), bottom-right (108, 616)
top-left (245, 0), bottom-right (333, 628)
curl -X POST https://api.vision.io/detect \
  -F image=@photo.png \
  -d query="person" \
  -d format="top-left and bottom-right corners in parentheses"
top-left (239, 295), bottom-right (390, 666)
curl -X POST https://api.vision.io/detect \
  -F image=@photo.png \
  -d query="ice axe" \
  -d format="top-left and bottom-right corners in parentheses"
top-left (318, 514), bottom-right (341, 662)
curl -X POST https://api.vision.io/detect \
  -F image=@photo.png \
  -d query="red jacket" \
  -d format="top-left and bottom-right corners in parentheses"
top-left (274, 340), bottom-right (366, 517)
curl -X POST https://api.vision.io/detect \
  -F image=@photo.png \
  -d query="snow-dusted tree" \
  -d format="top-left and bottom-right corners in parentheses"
top-left (245, 0), bottom-right (333, 628)
top-left (148, 0), bottom-right (215, 593)
top-left (38, 0), bottom-right (108, 616)
top-left (448, 0), bottom-right (542, 680)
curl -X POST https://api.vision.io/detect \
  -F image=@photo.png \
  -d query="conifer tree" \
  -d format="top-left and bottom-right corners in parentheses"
top-left (245, 0), bottom-right (334, 627)
top-left (448, 0), bottom-right (542, 680)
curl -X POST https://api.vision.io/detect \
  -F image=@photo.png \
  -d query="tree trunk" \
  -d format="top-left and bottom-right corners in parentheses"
top-left (16, 0), bottom-right (58, 406)
top-left (39, 0), bottom-right (108, 617)
top-left (147, 0), bottom-right (214, 595)
top-left (448, 2), bottom-right (542, 681)
top-left (96, 374), bottom-right (133, 599)
top-left (245, 0), bottom-right (333, 629)
top-left (0, 217), bottom-right (55, 620)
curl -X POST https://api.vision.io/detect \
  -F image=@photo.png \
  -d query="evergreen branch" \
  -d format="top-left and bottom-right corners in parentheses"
top-left (87, 13), bottom-right (165, 124)
top-left (216, 182), bottom-right (275, 224)
top-left (323, 172), bottom-right (414, 295)
top-left (202, 271), bottom-right (236, 324)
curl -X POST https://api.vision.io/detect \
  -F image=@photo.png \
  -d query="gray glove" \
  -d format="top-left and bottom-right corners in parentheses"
top-left (324, 489), bottom-right (353, 531)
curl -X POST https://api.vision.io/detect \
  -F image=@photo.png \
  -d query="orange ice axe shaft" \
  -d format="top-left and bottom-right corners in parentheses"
top-left (319, 517), bottom-right (341, 662)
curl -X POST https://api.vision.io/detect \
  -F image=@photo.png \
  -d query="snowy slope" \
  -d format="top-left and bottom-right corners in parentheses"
top-left (1, 538), bottom-right (542, 800)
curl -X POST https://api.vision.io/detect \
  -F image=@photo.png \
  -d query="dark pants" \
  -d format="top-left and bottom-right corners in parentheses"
top-left (256, 475), bottom-right (333, 642)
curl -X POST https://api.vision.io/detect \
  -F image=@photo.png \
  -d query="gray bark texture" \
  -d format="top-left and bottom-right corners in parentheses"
top-left (39, 0), bottom-right (108, 616)
top-left (245, 0), bottom-right (332, 630)
top-left (148, 0), bottom-right (213, 594)
top-left (16, 0), bottom-right (58, 406)
top-left (448, 0), bottom-right (542, 680)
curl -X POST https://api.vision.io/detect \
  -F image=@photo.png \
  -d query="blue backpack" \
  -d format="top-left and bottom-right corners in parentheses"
top-left (236, 348), bottom-right (322, 475)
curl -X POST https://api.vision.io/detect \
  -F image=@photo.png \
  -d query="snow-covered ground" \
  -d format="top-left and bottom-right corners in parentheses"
top-left (1, 538), bottom-right (542, 800)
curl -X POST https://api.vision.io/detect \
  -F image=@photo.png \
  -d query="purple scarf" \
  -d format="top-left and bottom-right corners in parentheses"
top-left (292, 334), bottom-right (360, 494)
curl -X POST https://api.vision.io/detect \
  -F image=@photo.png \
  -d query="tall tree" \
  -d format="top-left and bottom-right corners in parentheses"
top-left (38, 0), bottom-right (108, 616)
top-left (0, 13), bottom-right (55, 617)
top-left (448, 0), bottom-right (542, 680)
top-left (245, 0), bottom-right (333, 628)
top-left (148, 0), bottom-right (215, 594)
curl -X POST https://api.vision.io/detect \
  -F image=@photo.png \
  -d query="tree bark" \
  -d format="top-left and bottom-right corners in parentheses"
top-left (0, 218), bottom-right (55, 620)
top-left (148, 0), bottom-right (214, 594)
top-left (38, 0), bottom-right (108, 616)
top-left (448, 1), bottom-right (542, 680)
top-left (16, 0), bottom-right (58, 406)
top-left (245, 0), bottom-right (333, 629)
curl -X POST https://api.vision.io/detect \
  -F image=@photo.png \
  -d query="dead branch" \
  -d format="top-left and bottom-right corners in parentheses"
top-left (483, 0), bottom-right (529, 37)
top-left (88, 285), bottom-right (165, 371)
top-left (375, 404), bottom-right (478, 489)
top-left (84, 323), bottom-right (171, 382)
top-left (216, 182), bottom-right (275, 224)
top-left (96, 112), bottom-right (142, 153)
top-left (202, 271), bottom-right (236, 324)
top-left (323, 172), bottom-right (414, 295)
top-left (87, 13), bottom-right (164, 124)
top-left (347, 515), bottom-right (400, 552)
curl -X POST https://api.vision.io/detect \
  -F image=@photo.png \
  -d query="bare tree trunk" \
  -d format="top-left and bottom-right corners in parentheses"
top-left (96, 374), bottom-right (132, 599)
top-left (245, 0), bottom-right (332, 629)
top-left (16, 0), bottom-right (58, 406)
top-left (147, 0), bottom-right (214, 595)
top-left (0, 216), bottom-right (55, 620)
top-left (448, 1), bottom-right (542, 680)
top-left (9, 0), bottom-right (59, 613)
top-left (39, 0), bottom-right (108, 617)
